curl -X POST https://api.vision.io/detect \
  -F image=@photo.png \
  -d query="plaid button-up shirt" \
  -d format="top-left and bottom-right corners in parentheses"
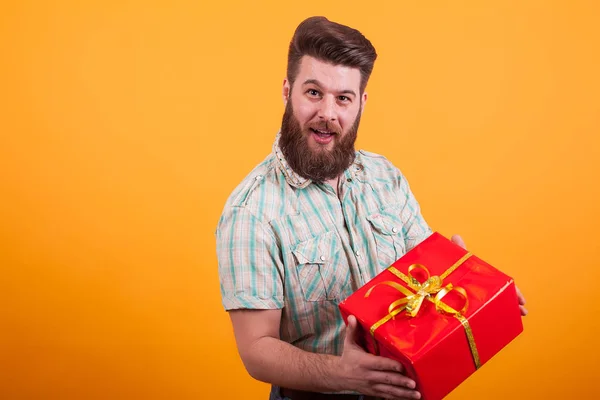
top-left (216, 134), bottom-right (432, 355)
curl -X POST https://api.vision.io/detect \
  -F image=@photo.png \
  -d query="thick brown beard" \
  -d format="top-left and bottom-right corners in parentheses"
top-left (279, 101), bottom-right (361, 183)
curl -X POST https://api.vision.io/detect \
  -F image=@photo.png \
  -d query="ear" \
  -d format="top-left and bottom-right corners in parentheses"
top-left (283, 79), bottom-right (291, 105)
top-left (360, 92), bottom-right (368, 115)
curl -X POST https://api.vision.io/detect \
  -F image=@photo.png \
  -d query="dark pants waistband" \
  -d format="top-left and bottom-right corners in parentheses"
top-left (279, 387), bottom-right (378, 400)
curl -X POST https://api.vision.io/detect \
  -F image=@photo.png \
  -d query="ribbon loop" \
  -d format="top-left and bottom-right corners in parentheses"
top-left (407, 263), bottom-right (430, 287)
top-left (434, 285), bottom-right (469, 316)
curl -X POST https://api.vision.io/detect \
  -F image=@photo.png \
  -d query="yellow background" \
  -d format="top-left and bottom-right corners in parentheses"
top-left (1, 1), bottom-right (599, 399)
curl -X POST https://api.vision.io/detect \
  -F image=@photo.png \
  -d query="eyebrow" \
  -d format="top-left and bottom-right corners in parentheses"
top-left (302, 79), bottom-right (357, 97)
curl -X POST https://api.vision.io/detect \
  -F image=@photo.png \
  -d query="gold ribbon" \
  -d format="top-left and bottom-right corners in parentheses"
top-left (364, 252), bottom-right (481, 369)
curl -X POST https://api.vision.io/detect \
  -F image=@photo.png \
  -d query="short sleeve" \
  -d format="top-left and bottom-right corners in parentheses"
top-left (396, 169), bottom-right (433, 251)
top-left (216, 206), bottom-right (284, 310)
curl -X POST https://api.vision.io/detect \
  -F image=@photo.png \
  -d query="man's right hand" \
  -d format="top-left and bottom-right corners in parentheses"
top-left (337, 315), bottom-right (421, 400)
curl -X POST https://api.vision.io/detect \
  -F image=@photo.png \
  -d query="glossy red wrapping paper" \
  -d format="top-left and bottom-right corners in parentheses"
top-left (339, 232), bottom-right (523, 400)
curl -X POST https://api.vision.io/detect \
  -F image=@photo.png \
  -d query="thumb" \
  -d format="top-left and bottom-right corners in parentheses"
top-left (451, 234), bottom-right (467, 250)
top-left (344, 315), bottom-right (360, 348)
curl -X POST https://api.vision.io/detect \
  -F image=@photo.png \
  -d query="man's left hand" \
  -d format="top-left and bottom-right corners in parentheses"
top-left (451, 234), bottom-right (528, 317)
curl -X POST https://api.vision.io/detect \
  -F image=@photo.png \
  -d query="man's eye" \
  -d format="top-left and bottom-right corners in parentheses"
top-left (338, 96), bottom-right (350, 102)
top-left (307, 89), bottom-right (320, 96)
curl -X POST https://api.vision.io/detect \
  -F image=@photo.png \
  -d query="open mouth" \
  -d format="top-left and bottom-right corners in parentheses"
top-left (309, 128), bottom-right (336, 145)
top-left (310, 128), bottom-right (335, 138)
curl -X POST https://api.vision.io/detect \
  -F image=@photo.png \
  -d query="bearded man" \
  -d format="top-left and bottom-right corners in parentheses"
top-left (216, 16), bottom-right (526, 400)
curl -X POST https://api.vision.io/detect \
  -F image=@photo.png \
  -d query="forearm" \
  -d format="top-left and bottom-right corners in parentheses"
top-left (242, 336), bottom-right (345, 392)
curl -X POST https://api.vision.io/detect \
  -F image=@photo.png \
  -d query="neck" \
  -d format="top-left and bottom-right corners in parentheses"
top-left (325, 175), bottom-right (340, 195)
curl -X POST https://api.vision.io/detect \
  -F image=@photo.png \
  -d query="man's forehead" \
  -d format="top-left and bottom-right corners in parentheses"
top-left (295, 56), bottom-right (361, 92)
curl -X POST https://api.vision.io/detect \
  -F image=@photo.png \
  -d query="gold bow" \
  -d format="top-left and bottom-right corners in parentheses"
top-left (364, 252), bottom-right (481, 369)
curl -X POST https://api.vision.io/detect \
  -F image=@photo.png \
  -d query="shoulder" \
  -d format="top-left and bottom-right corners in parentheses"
top-left (356, 149), bottom-right (402, 179)
top-left (358, 149), bottom-right (387, 159)
top-left (226, 154), bottom-right (276, 206)
top-left (218, 153), bottom-right (288, 226)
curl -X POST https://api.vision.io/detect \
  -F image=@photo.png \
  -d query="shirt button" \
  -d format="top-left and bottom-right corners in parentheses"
top-left (355, 251), bottom-right (361, 257)
top-left (320, 255), bottom-right (326, 261)
top-left (392, 227), bottom-right (398, 233)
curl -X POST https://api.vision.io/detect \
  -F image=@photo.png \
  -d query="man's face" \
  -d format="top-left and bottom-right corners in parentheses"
top-left (279, 55), bottom-right (367, 182)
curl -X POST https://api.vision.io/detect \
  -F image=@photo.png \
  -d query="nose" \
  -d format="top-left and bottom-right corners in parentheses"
top-left (317, 95), bottom-right (336, 122)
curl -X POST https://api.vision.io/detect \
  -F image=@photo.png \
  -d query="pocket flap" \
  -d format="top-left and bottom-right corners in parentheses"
top-left (367, 207), bottom-right (403, 236)
top-left (292, 231), bottom-right (340, 264)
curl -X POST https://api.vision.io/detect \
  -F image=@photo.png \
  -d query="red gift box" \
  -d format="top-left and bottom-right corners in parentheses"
top-left (339, 232), bottom-right (523, 400)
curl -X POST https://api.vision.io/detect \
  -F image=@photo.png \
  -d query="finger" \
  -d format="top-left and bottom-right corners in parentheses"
top-left (366, 370), bottom-right (416, 389)
top-left (370, 383), bottom-right (421, 399)
top-left (451, 234), bottom-right (467, 250)
top-left (344, 315), bottom-right (362, 349)
top-left (516, 286), bottom-right (526, 305)
top-left (361, 352), bottom-right (404, 373)
top-left (520, 305), bottom-right (528, 316)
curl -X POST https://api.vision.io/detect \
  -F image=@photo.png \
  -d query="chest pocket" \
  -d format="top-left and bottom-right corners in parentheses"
top-left (292, 231), bottom-right (347, 302)
top-left (366, 206), bottom-right (407, 268)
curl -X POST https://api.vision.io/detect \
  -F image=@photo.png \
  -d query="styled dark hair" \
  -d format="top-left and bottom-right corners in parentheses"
top-left (287, 16), bottom-right (377, 94)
